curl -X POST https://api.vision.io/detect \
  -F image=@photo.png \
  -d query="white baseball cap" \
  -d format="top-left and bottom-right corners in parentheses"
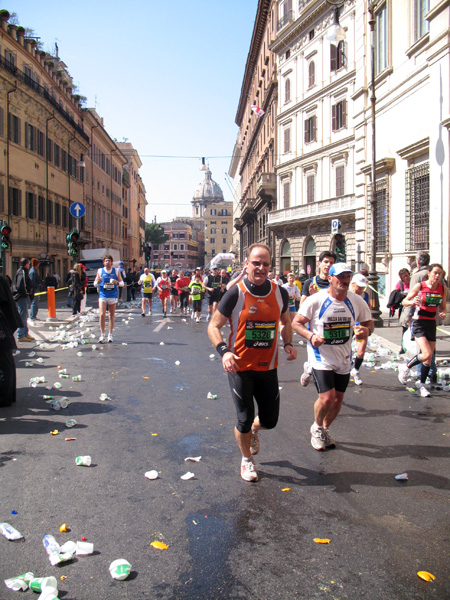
top-left (351, 273), bottom-right (367, 287)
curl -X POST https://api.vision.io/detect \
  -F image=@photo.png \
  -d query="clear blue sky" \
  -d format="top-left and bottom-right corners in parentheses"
top-left (10, 0), bottom-right (258, 223)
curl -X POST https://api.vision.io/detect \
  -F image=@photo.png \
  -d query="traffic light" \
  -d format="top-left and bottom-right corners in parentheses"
top-left (66, 228), bottom-right (79, 256)
top-left (145, 244), bottom-right (151, 261)
top-left (334, 233), bottom-right (346, 263)
top-left (1, 221), bottom-right (11, 250)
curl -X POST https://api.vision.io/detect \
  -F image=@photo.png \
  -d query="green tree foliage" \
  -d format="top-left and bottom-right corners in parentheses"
top-left (145, 223), bottom-right (168, 246)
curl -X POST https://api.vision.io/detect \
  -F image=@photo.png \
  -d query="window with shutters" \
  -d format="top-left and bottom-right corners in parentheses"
top-left (25, 123), bottom-right (37, 152)
top-left (336, 165), bottom-right (345, 197)
top-left (0, 107), bottom-right (4, 138)
top-left (305, 116), bottom-right (316, 143)
top-left (54, 144), bottom-right (60, 167)
top-left (376, 4), bottom-right (388, 74)
top-left (61, 149), bottom-right (67, 172)
top-left (54, 202), bottom-right (61, 226)
top-left (47, 200), bottom-right (53, 224)
top-left (330, 41), bottom-right (346, 72)
top-left (285, 78), bottom-right (291, 103)
top-left (38, 196), bottom-right (45, 221)
top-left (332, 100), bottom-right (347, 131)
top-left (283, 180), bottom-right (290, 208)
top-left (283, 127), bottom-right (291, 153)
top-left (8, 114), bottom-right (21, 144)
top-left (308, 61), bottom-right (315, 88)
top-left (26, 192), bottom-right (36, 219)
top-left (10, 188), bottom-right (22, 216)
top-left (37, 131), bottom-right (45, 156)
top-left (307, 175), bottom-right (315, 204)
top-left (5, 50), bottom-right (15, 73)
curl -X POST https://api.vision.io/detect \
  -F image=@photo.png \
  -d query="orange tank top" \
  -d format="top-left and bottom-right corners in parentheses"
top-left (228, 280), bottom-right (284, 372)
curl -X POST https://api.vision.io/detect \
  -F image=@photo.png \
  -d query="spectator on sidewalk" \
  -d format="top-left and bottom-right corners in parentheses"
top-left (117, 261), bottom-right (127, 303)
top-left (0, 274), bottom-right (23, 406)
top-left (67, 264), bottom-right (84, 316)
top-left (125, 268), bottom-right (134, 302)
top-left (79, 264), bottom-right (88, 313)
top-left (44, 272), bottom-right (57, 290)
top-left (12, 258), bottom-right (35, 342)
top-left (29, 258), bottom-right (42, 321)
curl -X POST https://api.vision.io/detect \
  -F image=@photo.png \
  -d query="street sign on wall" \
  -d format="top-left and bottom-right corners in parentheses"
top-left (70, 202), bottom-right (85, 219)
top-left (331, 219), bottom-right (341, 234)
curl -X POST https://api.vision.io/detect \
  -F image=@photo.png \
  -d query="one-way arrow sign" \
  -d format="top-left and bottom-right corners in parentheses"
top-left (70, 202), bottom-right (86, 218)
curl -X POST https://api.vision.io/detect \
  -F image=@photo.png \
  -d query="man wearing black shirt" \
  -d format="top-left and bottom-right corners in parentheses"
top-left (300, 251), bottom-right (336, 306)
top-left (205, 266), bottom-right (222, 321)
top-left (208, 243), bottom-right (297, 483)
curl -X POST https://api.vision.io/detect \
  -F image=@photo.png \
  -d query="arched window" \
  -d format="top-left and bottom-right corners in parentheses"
top-left (280, 239), bottom-right (291, 274)
top-left (308, 61), bottom-right (315, 88)
top-left (285, 77), bottom-right (291, 103)
top-left (281, 240), bottom-right (291, 256)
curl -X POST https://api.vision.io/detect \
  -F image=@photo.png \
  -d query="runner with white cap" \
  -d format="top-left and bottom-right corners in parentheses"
top-left (293, 263), bottom-right (373, 450)
top-left (349, 273), bottom-right (370, 386)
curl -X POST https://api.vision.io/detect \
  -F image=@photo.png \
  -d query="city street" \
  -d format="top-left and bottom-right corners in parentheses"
top-left (1, 297), bottom-right (449, 599)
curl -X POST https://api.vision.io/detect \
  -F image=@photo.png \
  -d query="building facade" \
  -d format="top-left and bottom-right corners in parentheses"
top-left (268, 0), bottom-right (357, 278)
top-left (116, 142), bottom-right (147, 270)
top-left (0, 17), bottom-right (89, 281)
top-left (233, 0), bottom-right (278, 264)
top-left (191, 164), bottom-right (233, 267)
top-left (151, 218), bottom-right (204, 270)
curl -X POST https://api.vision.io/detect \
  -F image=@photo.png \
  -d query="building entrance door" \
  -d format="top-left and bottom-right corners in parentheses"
top-left (280, 240), bottom-right (291, 274)
top-left (304, 237), bottom-right (316, 277)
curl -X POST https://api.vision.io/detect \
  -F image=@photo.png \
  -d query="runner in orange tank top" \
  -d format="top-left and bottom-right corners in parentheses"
top-left (208, 243), bottom-right (297, 483)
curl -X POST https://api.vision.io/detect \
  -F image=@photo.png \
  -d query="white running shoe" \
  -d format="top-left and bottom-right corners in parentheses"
top-left (206, 314), bottom-right (210, 322)
top-left (107, 333), bottom-right (113, 343)
top-left (99, 333), bottom-right (106, 344)
top-left (195, 317), bottom-right (200, 323)
top-left (250, 430), bottom-right (260, 455)
top-left (149, 310), bottom-right (152, 315)
top-left (351, 368), bottom-right (362, 386)
top-left (310, 424), bottom-right (326, 451)
top-left (323, 427), bottom-right (336, 448)
top-left (398, 364), bottom-right (409, 385)
top-left (301, 362), bottom-right (311, 387)
top-left (191, 312), bottom-right (194, 320)
top-left (419, 385), bottom-right (431, 398)
top-left (240, 459), bottom-right (258, 482)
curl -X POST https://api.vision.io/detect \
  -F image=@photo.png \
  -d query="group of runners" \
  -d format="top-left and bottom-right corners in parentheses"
top-left (91, 248), bottom-right (446, 483)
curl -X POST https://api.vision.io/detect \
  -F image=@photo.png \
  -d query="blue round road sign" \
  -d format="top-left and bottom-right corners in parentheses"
top-left (70, 202), bottom-right (85, 218)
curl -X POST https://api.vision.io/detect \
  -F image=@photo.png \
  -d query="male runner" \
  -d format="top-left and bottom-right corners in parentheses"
top-left (94, 255), bottom-right (124, 343)
top-left (208, 243), bottom-right (297, 482)
top-left (205, 266), bottom-right (222, 321)
top-left (169, 269), bottom-right (179, 313)
top-left (300, 251), bottom-right (336, 387)
top-left (138, 268), bottom-right (156, 316)
top-left (293, 263), bottom-right (373, 450)
top-left (156, 269), bottom-right (170, 317)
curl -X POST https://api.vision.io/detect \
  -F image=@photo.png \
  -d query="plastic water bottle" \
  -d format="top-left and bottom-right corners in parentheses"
top-left (0, 522), bottom-right (23, 540)
top-left (354, 321), bottom-right (363, 343)
top-left (42, 534), bottom-right (61, 557)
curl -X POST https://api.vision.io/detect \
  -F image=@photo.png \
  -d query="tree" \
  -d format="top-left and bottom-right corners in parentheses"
top-left (145, 223), bottom-right (168, 246)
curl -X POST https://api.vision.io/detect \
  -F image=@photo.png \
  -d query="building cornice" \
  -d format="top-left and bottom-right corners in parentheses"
top-left (235, 0), bottom-right (272, 126)
top-left (397, 138), bottom-right (429, 160)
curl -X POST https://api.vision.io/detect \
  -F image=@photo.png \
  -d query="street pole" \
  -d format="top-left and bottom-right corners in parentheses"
top-left (368, 3), bottom-right (383, 326)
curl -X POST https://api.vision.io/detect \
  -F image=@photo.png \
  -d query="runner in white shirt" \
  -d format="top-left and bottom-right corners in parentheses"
top-left (282, 273), bottom-right (302, 322)
top-left (292, 263), bottom-right (373, 451)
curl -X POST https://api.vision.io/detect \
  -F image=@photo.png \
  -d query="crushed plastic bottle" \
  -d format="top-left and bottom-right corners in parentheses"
top-left (207, 392), bottom-right (217, 400)
top-left (25, 361), bottom-right (33, 367)
top-left (4, 572), bottom-right (34, 592)
top-left (43, 534), bottom-right (61, 557)
top-left (36, 357), bottom-right (44, 364)
top-left (0, 522), bottom-right (23, 540)
top-left (65, 419), bottom-right (77, 428)
top-left (72, 375), bottom-right (82, 382)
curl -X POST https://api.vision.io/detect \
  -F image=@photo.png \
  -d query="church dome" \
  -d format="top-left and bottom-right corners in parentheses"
top-left (192, 167), bottom-right (224, 203)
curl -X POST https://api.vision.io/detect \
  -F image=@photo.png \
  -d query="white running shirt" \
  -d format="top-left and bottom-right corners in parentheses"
top-left (299, 289), bottom-right (372, 374)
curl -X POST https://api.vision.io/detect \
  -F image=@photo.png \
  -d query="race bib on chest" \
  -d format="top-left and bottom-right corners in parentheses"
top-left (244, 320), bottom-right (276, 348)
top-left (323, 319), bottom-right (351, 344)
top-left (103, 282), bottom-right (114, 290)
top-left (424, 292), bottom-right (441, 307)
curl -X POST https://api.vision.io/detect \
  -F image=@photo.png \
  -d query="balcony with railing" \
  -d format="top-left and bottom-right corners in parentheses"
top-left (267, 194), bottom-right (356, 227)
top-left (276, 10), bottom-right (294, 32)
top-left (257, 172), bottom-right (276, 198)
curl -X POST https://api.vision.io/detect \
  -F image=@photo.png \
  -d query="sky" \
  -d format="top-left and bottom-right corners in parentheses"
top-left (11, 0), bottom-right (259, 224)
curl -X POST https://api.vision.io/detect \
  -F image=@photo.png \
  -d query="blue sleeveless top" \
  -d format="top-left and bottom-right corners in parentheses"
top-left (99, 267), bottom-right (119, 299)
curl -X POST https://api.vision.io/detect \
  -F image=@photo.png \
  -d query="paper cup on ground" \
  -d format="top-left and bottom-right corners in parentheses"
top-left (76, 540), bottom-right (94, 555)
top-left (37, 587), bottom-right (59, 600)
top-left (145, 470), bottom-right (159, 480)
top-left (29, 576), bottom-right (58, 593)
top-left (109, 558), bottom-right (131, 580)
top-left (75, 456), bottom-right (91, 466)
top-left (60, 540), bottom-right (77, 554)
top-left (4, 572), bottom-right (34, 591)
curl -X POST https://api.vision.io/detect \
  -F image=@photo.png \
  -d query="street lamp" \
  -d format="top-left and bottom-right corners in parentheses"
top-left (368, 1), bottom-right (383, 326)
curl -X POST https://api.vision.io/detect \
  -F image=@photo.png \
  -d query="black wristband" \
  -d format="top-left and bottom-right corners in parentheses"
top-left (284, 342), bottom-right (293, 349)
top-left (216, 342), bottom-right (231, 357)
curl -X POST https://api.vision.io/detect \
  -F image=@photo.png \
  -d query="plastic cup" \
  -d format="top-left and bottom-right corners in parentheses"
top-left (4, 572), bottom-right (34, 591)
top-left (37, 586), bottom-right (59, 600)
top-left (66, 419), bottom-right (77, 428)
top-left (49, 400), bottom-right (61, 410)
top-left (58, 398), bottom-right (69, 409)
top-left (109, 558), bottom-right (131, 580)
top-left (76, 540), bottom-right (94, 555)
top-left (75, 456), bottom-right (92, 466)
top-left (29, 576), bottom-right (58, 593)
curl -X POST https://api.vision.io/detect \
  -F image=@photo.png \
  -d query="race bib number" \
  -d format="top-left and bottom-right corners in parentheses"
top-left (288, 296), bottom-right (295, 306)
top-left (103, 282), bottom-right (114, 291)
top-left (161, 283), bottom-right (168, 290)
top-left (323, 320), bottom-right (351, 345)
top-left (244, 320), bottom-right (276, 348)
top-left (424, 292), bottom-right (441, 307)
top-left (143, 285), bottom-right (152, 293)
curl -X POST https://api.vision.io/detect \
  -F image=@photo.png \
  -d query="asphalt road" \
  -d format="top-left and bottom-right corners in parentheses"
top-left (1, 299), bottom-right (449, 599)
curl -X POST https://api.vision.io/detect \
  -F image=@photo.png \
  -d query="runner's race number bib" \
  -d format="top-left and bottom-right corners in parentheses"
top-left (103, 282), bottom-right (115, 290)
top-left (323, 320), bottom-right (351, 344)
top-left (244, 320), bottom-right (276, 348)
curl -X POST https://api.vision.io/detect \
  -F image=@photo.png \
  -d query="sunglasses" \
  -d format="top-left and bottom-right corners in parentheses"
top-left (249, 260), bottom-right (270, 268)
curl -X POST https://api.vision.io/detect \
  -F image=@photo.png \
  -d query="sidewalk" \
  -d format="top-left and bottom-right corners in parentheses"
top-left (371, 308), bottom-right (450, 362)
